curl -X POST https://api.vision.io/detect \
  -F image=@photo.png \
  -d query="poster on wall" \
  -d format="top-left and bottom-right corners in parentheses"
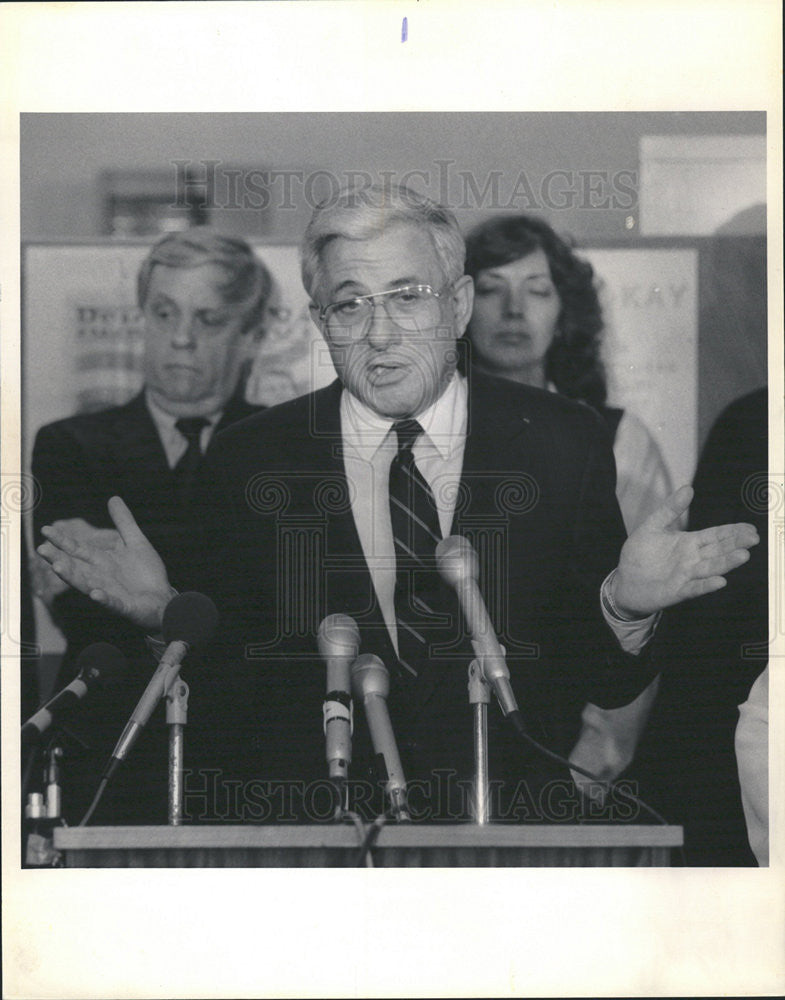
top-left (585, 247), bottom-right (699, 489)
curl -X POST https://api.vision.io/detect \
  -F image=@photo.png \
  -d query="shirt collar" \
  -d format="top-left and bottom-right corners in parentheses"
top-left (341, 374), bottom-right (466, 459)
top-left (144, 389), bottom-right (221, 436)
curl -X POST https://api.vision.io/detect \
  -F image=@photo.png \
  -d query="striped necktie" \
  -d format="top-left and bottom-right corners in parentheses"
top-left (388, 419), bottom-right (445, 678)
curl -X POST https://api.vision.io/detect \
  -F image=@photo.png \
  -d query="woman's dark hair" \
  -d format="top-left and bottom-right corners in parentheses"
top-left (464, 214), bottom-right (607, 409)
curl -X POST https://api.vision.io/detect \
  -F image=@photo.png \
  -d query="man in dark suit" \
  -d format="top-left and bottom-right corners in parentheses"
top-left (632, 387), bottom-right (768, 864)
top-left (31, 230), bottom-right (271, 823)
top-left (184, 370), bottom-right (660, 822)
top-left (38, 186), bottom-right (758, 826)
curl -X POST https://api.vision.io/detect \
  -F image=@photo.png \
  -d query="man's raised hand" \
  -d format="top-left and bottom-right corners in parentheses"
top-left (37, 496), bottom-right (174, 632)
top-left (612, 485), bottom-right (760, 618)
top-left (30, 519), bottom-right (117, 608)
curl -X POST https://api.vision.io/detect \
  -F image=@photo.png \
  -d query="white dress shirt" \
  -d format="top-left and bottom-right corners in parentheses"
top-left (144, 390), bottom-right (222, 469)
top-left (340, 373), bottom-right (654, 657)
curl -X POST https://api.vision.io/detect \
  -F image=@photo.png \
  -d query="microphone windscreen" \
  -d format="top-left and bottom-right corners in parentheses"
top-left (351, 653), bottom-right (390, 700)
top-left (162, 591), bottom-right (220, 647)
top-left (74, 642), bottom-right (127, 686)
top-left (318, 613), bottom-right (360, 658)
top-left (435, 535), bottom-right (479, 587)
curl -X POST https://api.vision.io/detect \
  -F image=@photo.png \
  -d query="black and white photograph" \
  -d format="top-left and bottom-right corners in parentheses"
top-left (2, 3), bottom-right (782, 998)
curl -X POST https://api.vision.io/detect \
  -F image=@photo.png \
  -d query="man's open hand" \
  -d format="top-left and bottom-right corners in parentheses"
top-left (37, 496), bottom-right (173, 632)
top-left (612, 485), bottom-right (759, 618)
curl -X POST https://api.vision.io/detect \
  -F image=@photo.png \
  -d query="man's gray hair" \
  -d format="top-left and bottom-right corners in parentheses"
top-left (137, 229), bottom-right (273, 334)
top-left (300, 182), bottom-right (466, 302)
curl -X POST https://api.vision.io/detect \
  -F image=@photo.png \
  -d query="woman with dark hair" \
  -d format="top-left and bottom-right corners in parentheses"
top-left (464, 213), bottom-right (671, 533)
top-left (464, 213), bottom-right (670, 792)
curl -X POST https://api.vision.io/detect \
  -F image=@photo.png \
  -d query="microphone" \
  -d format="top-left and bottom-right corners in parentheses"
top-left (435, 535), bottom-right (520, 717)
top-left (318, 614), bottom-right (360, 786)
top-left (351, 654), bottom-right (410, 821)
top-left (106, 592), bottom-right (219, 771)
top-left (22, 643), bottom-right (126, 746)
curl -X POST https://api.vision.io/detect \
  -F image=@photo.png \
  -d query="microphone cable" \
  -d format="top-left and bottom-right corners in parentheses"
top-left (505, 711), bottom-right (686, 864)
top-left (339, 809), bottom-right (376, 867)
top-left (340, 807), bottom-right (393, 868)
top-left (79, 775), bottom-right (109, 827)
top-left (355, 812), bottom-right (391, 868)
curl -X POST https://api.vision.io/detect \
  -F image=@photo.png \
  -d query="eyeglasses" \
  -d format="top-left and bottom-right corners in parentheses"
top-left (318, 283), bottom-right (452, 335)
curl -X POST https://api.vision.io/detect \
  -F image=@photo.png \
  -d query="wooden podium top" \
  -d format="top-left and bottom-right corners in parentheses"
top-left (54, 823), bottom-right (683, 868)
top-left (56, 823), bottom-right (682, 850)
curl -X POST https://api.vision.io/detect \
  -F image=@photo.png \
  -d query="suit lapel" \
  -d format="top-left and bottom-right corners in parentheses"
top-left (113, 393), bottom-right (171, 480)
top-left (453, 370), bottom-right (534, 531)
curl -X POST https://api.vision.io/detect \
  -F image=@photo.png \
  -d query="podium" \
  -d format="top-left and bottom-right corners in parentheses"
top-left (54, 823), bottom-right (683, 867)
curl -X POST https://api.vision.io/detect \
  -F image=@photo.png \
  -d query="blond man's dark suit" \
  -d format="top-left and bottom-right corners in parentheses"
top-left (31, 390), bottom-right (263, 824)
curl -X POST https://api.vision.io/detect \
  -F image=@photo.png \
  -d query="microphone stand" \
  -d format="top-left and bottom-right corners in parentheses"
top-left (468, 659), bottom-right (492, 825)
top-left (165, 678), bottom-right (189, 826)
top-left (24, 741), bottom-right (65, 866)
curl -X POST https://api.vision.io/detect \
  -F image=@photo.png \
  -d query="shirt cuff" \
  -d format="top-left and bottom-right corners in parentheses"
top-left (600, 569), bottom-right (661, 655)
top-left (145, 634), bottom-right (168, 660)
